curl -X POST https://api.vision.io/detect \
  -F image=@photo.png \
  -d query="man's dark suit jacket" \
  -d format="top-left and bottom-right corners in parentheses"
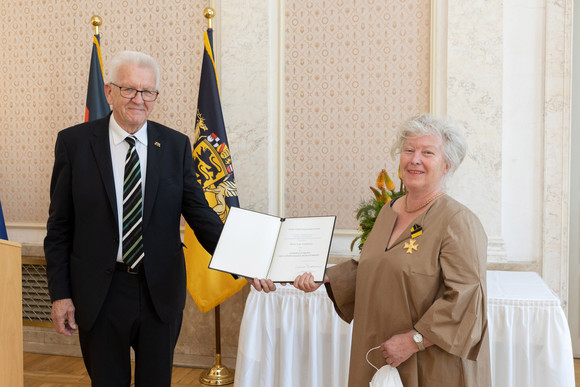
top-left (44, 115), bottom-right (224, 330)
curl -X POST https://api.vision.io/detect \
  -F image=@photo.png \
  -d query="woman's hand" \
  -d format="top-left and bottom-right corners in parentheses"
top-left (247, 278), bottom-right (277, 293)
top-left (380, 331), bottom-right (419, 368)
top-left (293, 272), bottom-right (329, 292)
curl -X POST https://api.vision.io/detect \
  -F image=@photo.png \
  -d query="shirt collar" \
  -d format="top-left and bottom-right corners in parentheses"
top-left (109, 115), bottom-right (149, 147)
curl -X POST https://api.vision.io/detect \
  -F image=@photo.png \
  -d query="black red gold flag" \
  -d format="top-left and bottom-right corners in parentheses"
top-left (84, 34), bottom-right (110, 122)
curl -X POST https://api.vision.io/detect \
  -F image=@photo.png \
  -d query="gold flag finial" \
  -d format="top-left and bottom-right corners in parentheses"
top-left (90, 15), bottom-right (103, 36)
top-left (203, 7), bottom-right (215, 29)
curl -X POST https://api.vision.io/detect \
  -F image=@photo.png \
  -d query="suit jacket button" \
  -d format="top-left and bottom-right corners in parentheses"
top-left (106, 268), bottom-right (113, 275)
top-left (114, 237), bottom-right (119, 243)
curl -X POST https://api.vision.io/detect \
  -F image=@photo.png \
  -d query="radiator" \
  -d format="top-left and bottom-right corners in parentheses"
top-left (22, 257), bottom-right (52, 327)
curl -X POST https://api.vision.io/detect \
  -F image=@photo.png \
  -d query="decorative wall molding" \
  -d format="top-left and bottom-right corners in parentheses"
top-left (541, 0), bottom-right (572, 309)
top-left (430, 0), bottom-right (448, 116)
top-left (6, 223), bottom-right (46, 245)
top-left (444, 0), bottom-right (572, 308)
top-left (487, 237), bottom-right (508, 263)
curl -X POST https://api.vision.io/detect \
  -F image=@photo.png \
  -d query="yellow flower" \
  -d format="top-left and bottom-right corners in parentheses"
top-left (370, 187), bottom-right (382, 201)
top-left (376, 169), bottom-right (386, 190)
top-left (384, 170), bottom-right (395, 191)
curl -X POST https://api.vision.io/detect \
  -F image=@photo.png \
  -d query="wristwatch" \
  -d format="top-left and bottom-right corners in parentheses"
top-left (412, 329), bottom-right (425, 351)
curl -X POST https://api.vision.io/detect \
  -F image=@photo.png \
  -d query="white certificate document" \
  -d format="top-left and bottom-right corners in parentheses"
top-left (208, 207), bottom-right (336, 282)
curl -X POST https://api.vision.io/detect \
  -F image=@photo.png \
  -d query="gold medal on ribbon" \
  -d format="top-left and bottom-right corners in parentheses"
top-left (404, 224), bottom-right (423, 254)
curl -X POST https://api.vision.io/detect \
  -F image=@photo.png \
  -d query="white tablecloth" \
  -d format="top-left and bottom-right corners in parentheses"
top-left (487, 270), bottom-right (575, 387)
top-left (235, 271), bottom-right (576, 387)
top-left (234, 286), bottom-right (352, 387)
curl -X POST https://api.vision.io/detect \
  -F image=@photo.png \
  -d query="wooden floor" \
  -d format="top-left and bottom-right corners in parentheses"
top-left (23, 352), bottom-right (222, 386)
top-left (23, 352), bottom-right (580, 386)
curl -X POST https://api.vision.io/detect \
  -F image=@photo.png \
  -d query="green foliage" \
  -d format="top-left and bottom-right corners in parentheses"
top-left (351, 169), bottom-right (406, 252)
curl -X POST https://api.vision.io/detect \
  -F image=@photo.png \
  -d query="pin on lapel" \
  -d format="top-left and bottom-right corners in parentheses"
top-left (154, 141), bottom-right (161, 147)
top-left (404, 224), bottom-right (423, 254)
top-left (410, 224), bottom-right (423, 239)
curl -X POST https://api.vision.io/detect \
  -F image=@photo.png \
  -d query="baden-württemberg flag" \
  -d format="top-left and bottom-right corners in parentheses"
top-left (184, 28), bottom-right (246, 313)
top-left (0, 199), bottom-right (8, 240)
top-left (84, 34), bottom-right (110, 122)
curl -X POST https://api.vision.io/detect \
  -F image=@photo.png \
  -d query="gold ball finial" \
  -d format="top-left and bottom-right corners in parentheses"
top-left (90, 15), bottom-right (102, 35)
top-left (203, 7), bottom-right (215, 29)
top-left (90, 15), bottom-right (103, 27)
top-left (203, 7), bottom-right (215, 20)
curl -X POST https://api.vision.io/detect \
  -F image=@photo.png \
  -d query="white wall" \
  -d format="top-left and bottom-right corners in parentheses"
top-left (501, 1), bottom-right (545, 263)
top-left (445, 0), bottom-right (571, 306)
top-left (569, 0), bottom-right (580, 357)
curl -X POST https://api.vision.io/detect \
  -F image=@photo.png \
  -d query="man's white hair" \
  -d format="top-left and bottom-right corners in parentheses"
top-left (107, 51), bottom-right (160, 90)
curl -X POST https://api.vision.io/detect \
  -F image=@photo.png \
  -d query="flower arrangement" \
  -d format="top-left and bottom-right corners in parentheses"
top-left (350, 169), bottom-right (406, 252)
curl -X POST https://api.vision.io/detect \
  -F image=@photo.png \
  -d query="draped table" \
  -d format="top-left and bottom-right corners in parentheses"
top-left (234, 270), bottom-right (575, 386)
top-left (234, 286), bottom-right (352, 386)
top-left (486, 270), bottom-right (575, 387)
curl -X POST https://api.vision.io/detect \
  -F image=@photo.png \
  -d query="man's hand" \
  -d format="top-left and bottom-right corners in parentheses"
top-left (51, 298), bottom-right (77, 336)
top-left (246, 278), bottom-right (277, 293)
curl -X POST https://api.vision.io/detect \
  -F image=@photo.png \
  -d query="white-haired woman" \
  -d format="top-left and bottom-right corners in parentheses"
top-left (290, 114), bottom-right (491, 386)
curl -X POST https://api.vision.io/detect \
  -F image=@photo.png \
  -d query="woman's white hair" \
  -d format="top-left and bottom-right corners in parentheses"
top-left (107, 51), bottom-right (160, 90)
top-left (391, 113), bottom-right (467, 175)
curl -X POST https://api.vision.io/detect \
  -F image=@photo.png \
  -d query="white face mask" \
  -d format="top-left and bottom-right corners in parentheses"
top-left (366, 346), bottom-right (405, 387)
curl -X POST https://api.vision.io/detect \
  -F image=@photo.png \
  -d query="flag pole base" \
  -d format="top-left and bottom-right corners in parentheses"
top-left (199, 354), bottom-right (234, 385)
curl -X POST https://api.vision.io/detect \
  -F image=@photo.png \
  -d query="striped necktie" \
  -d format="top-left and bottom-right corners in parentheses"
top-left (122, 136), bottom-right (144, 268)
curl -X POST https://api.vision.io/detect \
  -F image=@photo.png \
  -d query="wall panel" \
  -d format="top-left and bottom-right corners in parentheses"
top-left (284, 0), bottom-right (431, 228)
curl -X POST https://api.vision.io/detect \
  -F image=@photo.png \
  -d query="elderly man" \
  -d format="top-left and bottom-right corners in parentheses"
top-left (44, 51), bottom-right (224, 386)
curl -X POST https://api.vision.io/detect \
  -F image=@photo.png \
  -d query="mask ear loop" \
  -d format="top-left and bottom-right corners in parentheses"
top-left (366, 345), bottom-right (381, 371)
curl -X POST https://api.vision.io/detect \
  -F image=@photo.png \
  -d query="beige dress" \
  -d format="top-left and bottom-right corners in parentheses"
top-left (326, 195), bottom-right (490, 387)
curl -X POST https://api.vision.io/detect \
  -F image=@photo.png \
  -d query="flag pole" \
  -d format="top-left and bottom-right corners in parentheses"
top-left (84, 15), bottom-right (110, 122)
top-left (198, 9), bottom-right (234, 386)
top-left (200, 304), bottom-right (233, 385)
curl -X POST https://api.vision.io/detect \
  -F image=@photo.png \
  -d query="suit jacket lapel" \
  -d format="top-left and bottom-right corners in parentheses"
top-left (89, 116), bottom-right (118, 221)
top-left (143, 122), bottom-right (163, 231)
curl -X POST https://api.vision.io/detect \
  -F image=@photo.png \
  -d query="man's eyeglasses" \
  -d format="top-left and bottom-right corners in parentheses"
top-left (110, 83), bottom-right (159, 102)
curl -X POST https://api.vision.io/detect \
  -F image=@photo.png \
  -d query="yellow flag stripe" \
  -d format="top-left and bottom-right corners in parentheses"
top-left (93, 35), bottom-right (104, 75)
top-left (184, 225), bottom-right (246, 313)
top-left (203, 31), bottom-right (220, 91)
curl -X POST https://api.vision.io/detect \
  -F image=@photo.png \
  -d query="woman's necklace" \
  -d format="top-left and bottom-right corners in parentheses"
top-left (404, 191), bottom-right (445, 213)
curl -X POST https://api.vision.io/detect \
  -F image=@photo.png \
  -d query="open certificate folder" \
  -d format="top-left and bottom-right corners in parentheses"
top-left (208, 207), bottom-right (336, 282)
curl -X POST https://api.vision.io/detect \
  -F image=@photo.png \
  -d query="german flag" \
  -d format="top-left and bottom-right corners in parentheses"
top-left (84, 34), bottom-right (110, 122)
top-left (184, 28), bottom-right (246, 313)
